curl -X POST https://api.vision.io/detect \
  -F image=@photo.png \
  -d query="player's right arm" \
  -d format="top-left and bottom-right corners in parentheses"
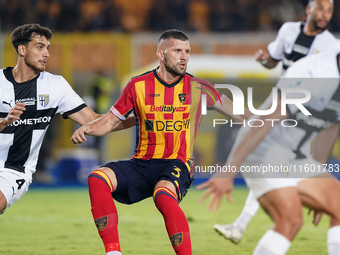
top-left (254, 49), bottom-right (279, 69)
top-left (70, 111), bottom-right (131, 144)
top-left (256, 22), bottom-right (289, 69)
top-left (0, 103), bottom-right (26, 132)
top-left (311, 123), bottom-right (340, 164)
top-left (308, 123), bottom-right (339, 226)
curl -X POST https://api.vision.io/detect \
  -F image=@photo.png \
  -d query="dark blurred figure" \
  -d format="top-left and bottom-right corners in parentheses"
top-left (233, 0), bottom-right (260, 31)
top-left (214, 124), bottom-right (240, 166)
top-left (76, 0), bottom-right (121, 31)
top-left (148, 0), bottom-right (189, 31)
top-left (209, 0), bottom-right (234, 32)
top-left (330, 1), bottom-right (340, 32)
top-left (0, 0), bottom-right (338, 33)
top-left (268, 0), bottom-right (305, 30)
top-left (56, 0), bottom-right (80, 31)
top-left (1, 0), bottom-right (34, 31)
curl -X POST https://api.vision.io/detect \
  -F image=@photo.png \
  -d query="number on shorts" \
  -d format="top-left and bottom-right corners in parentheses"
top-left (16, 179), bottom-right (25, 190)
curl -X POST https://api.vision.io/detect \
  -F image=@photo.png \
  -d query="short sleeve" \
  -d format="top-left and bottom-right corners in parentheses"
top-left (267, 23), bottom-right (288, 61)
top-left (57, 76), bottom-right (86, 118)
top-left (111, 81), bottom-right (135, 120)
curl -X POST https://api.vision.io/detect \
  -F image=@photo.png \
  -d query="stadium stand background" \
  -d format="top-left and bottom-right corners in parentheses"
top-left (1, 0), bottom-right (340, 33)
top-left (1, 0), bottom-right (339, 185)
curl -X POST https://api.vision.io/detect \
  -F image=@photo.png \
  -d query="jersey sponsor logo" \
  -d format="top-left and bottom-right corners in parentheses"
top-left (170, 232), bottom-right (183, 247)
top-left (39, 95), bottom-right (49, 107)
top-left (95, 216), bottom-right (108, 231)
top-left (9, 116), bottom-right (52, 127)
top-left (16, 97), bottom-right (36, 106)
top-left (144, 119), bottom-right (190, 132)
top-left (282, 56), bottom-right (294, 67)
top-left (148, 93), bottom-right (160, 97)
top-left (150, 105), bottom-right (187, 113)
top-left (2, 100), bottom-right (12, 108)
top-left (178, 93), bottom-right (187, 104)
top-left (293, 44), bottom-right (309, 55)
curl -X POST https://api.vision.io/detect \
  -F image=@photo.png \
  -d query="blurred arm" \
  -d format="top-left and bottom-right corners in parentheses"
top-left (254, 49), bottom-right (279, 69)
top-left (311, 123), bottom-right (340, 164)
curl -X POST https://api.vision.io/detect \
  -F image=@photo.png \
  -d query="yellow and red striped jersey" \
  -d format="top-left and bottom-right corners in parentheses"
top-left (111, 68), bottom-right (225, 163)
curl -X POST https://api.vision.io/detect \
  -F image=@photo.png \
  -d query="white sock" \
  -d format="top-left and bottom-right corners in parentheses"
top-left (328, 226), bottom-right (340, 255)
top-left (253, 230), bottom-right (291, 255)
top-left (107, 251), bottom-right (121, 255)
top-left (234, 190), bottom-right (260, 230)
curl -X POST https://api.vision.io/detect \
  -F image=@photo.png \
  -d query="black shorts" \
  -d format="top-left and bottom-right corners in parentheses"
top-left (102, 158), bottom-right (194, 205)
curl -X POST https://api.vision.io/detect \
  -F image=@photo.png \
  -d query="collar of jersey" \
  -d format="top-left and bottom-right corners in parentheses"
top-left (300, 22), bottom-right (319, 39)
top-left (4, 67), bottom-right (40, 86)
top-left (154, 67), bottom-right (183, 88)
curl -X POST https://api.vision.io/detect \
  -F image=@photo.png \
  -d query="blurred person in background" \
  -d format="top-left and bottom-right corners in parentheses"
top-left (87, 70), bottom-right (117, 163)
top-left (199, 49), bottom-right (340, 255)
top-left (255, 0), bottom-right (340, 76)
top-left (214, 0), bottom-right (340, 244)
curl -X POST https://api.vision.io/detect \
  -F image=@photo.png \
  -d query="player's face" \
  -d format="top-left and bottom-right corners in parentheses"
top-left (24, 34), bottom-right (50, 73)
top-left (163, 39), bottom-right (190, 76)
top-left (308, 0), bottom-right (333, 30)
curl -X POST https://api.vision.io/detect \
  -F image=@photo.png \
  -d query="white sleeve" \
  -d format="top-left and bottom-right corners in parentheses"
top-left (267, 23), bottom-right (288, 61)
top-left (56, 76), bottom-right (86, 118)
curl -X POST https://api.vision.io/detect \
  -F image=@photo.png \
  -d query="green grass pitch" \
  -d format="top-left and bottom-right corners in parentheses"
top-left (0, 186), bottom-right (329, 255)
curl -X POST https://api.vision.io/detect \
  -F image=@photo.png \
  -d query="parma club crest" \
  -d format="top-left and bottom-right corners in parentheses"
top-left (95, 216), bottom-right (108, 231)
top-left (170, 232), bottom-right (183, 247)
top-left (39, 95), bottom-right (49, 107)
top-left (178, 93), bottom-right (187, 104)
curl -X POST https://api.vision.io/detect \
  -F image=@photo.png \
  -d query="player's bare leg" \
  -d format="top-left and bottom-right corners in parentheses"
top-left (214, 190), bottom-right (259, 243)
top-left (0, 190), bottom-right (7, 214)
top-left (253, 187), bottom-right (303, 255)
top-left (88, 167), bottom-right (121, 255)
top-left (297, 173), bottom-right (340, 255)
top-left (154, 180), bottom-right (192, 255)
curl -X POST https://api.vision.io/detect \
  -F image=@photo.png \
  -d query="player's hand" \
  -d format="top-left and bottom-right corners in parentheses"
top-left (5, 102), bottom-right (26, 125)
top-left (196, 176), bottom-right (234, 212)
top-left (308, 208), bottom-right (323, 226)
top-left (70, 126), bottom-right (91, 144)
top-left (254, 49), bottom-right (269, 63)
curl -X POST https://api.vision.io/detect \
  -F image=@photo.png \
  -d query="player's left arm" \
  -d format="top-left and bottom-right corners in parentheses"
top-left (67, 106), bottom-right (135, 130)
top-left (311, 123), bottom-right (340, 164)
top-left (215, 96), bottom-right (253, 121)
top-left (67, 106), bottom-right (102, 126)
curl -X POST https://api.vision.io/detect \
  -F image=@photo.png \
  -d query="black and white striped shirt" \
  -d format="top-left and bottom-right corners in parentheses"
top-left (268, 21), bottom-right (340, 76)
top-left (0, 67), bottom-right (86, 174)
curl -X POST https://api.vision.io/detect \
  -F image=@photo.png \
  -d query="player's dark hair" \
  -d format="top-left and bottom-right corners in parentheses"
top-left (11, 24), bottom-right (52, 53)
top-left (158, 29), bottom-right (188, 44)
